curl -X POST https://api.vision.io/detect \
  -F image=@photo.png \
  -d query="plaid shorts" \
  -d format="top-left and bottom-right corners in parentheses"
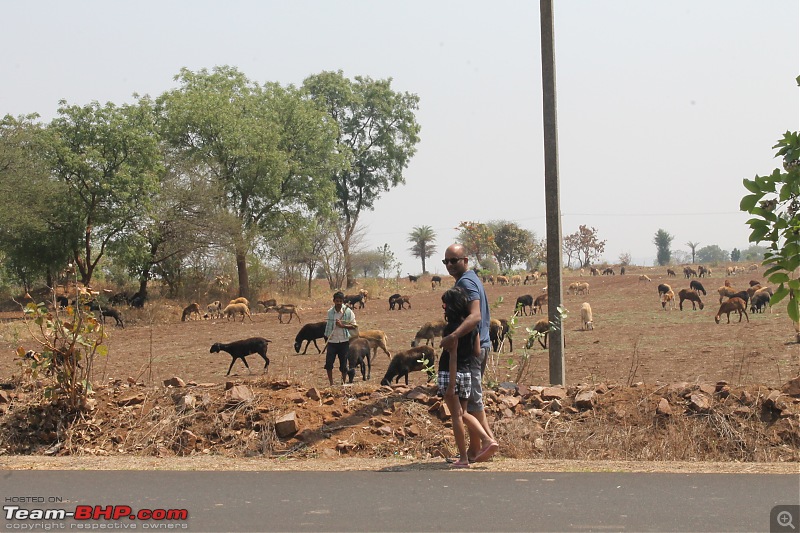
top-left (437, 370), bottom-right (472, 400)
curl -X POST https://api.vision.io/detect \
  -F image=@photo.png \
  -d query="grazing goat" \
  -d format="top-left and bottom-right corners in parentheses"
top-left (229, 297), bottom-right (249, 308)
top-left (698, 265), bottom-right (711, 277)
top-left (389, 294), bottom-right (411, 310)
top-left (661, 289), bottom-right (676, 310)
top-left (689, 280), bottom-right (707, 295)
top-left (533, 293), bottom-right (548, 314)
top-left (55, 295), bottom-right (69, 309)
top-left (639, 274), bottom-right (652, 282)
top-left (748, 280), bottom-right (761, 287)
top-left (129, 293), bottom-right (145, 308)
top-left (267, 304), bottom-right (300, 323)
top-left (352, 329), bottom-right (391, 358)
top-left (718, 286), bottom-right (738, 303)
top-left (750, 292), bottom-right (771, 313)
top-left (511, 274), bottom-right (522, 286)
top-left (346, 338), bottom-right (372, 383)
top-left (715, 297), bottom-right (749, 324)
top-left (726, 266), bottom-right (736, 276)
top-left (526, 318), bottom-right (552, 349)
top-left (210, 337), bottom-right (271, 376)
top-left (524, 272), bottom-right (540, 284)
top-left (489, 318), bottom-right (512, 352)
top-left (602, 267), bottom-right (614, 275)
top-left (684, 266), bottom-right (698, 278)
top-left (293, 322), bottom-right (327, 354)
top-left (411, 320), bottom-right (446, 347)
top-left (678, 289), bottom-right (704, 310)
top-left (515, 294), bottom-right (534, 316)
top-left (657, 283), bottom-right (672, 298)
top-left (181, 303), bottom-right (202, 322)
top-left (407, 274), bottom-right (419, 283)
top-left (380, 346), bottom-right (435, 386)
top-left (666, 269), bottom-right (676, 277)
top-left (590, 267), bottom-right (599, 276)
top-left (576, 282), bottom-right (590, 295)
top-left (495, 275), bottom-right (510, 286)
top-left (431, 275), bottom-right (442, 288)
top-left (222, 303), bottom-right (253, 322)
top-left (101, 308), bottom-right (125, 328)
top-left (620, 266), bottom-right (626, 275)
top-left (567, 282), bottom-right (579, 295)
top-left (580, 302), bottom-right (594, 330)
top-left (343, 294), bottom-right (365, 309)
top-left (206, 301), bottom-right (222, 319)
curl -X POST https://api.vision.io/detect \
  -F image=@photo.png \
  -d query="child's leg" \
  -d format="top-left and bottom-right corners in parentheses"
top-left (445, 394), bottom-right (468, 465)
top-left (461, 402), bottom-right (498, 461)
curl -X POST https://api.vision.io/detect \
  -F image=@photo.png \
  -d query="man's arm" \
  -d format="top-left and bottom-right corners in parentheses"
top-left (440, 299), bottom-right (481, 353)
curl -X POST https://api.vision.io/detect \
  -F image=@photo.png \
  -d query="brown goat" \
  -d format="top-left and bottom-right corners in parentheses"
top-left (715, 297), bottom-right (749, 324)
top-left (678, 289), bottom-right (704, 310)
top-left (181, 303), bottom-right (202, 321)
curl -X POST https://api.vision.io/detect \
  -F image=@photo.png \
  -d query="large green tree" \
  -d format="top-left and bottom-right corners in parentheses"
top-left (159, 66), bottom-right (339, 298)
top-left (0, 114), bottom-right (76, 290)
top-left (408, 225), bottom-right (437, 274)
top-left (654, 229), bottom-right (674, 266)
top-left (46, 99), bottom-right (161, 286)
top-left (303, 71), bottom-right (421, 288)
top-left (696, 244), bottom-right (729, 264)
top-left (490, 221), bottom-right (535, 272)
top-left (456, 221), bottom-right (497, 265)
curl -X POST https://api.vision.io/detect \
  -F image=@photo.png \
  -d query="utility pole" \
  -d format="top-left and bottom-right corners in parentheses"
top-left (540, 0), bottom-right (565, 385)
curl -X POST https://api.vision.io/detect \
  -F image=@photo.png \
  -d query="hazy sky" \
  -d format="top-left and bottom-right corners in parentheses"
top-left (3, 1), bottom-right (798, 274)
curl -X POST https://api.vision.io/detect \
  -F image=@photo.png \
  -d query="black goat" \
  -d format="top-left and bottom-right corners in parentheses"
top-left (407, 274), bottom-right (419, 283)
top-left (380, 346), bottom-right (435, 386)
top-left (55, 295), bottom-right (69, 309)
top-left (750, 291), bottom-right (771, 313)
top-left (689, 280), bottom-right (707, 295)
top-left (389, 294), bottom-right (410, 310)
top-left (210, 337), bottom-right (271, 376)
top-left (294, 322), bottom-right (327, 354)
top-left (431, 275), bottom-right (442, 288)
top-left (101, 308), bottom-right (125, 328)
top-left (343, 294), bottom-right (365, 309)
top-left (515, 295), bottom-right (534, 316)
top-left (129, 293), bottom-right (145, 308)
top-left (732, 290), bottom-right (751, 305)
top-left (346, 338), bottom-right (372, 383)
top-left (657, 284), bottom-right (672, 298)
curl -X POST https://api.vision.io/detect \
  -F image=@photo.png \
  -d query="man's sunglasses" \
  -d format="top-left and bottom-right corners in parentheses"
top-left (442, 257), bottom-right (466, 265)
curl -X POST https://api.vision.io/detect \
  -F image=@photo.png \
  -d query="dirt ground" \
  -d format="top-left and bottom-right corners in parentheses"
top-left (0, 265), bottom-right (799, 470)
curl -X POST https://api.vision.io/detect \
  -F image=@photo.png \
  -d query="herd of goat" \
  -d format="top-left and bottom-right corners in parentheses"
top-left (51, 265), bottom-right (772, 381)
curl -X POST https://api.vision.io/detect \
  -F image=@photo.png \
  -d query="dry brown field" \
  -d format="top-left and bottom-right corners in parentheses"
top-left (0, 265), bottom-right (798, 468)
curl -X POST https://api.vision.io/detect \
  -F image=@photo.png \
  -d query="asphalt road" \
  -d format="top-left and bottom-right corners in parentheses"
top-left (1, 470), bottom-right (798, 532)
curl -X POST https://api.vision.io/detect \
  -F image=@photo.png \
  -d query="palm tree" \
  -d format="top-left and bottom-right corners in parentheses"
top-left (408, 225), bottom-right (437, 274)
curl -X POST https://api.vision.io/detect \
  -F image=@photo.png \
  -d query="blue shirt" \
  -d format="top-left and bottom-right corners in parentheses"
top-left (455, 269), bottom-right (491, 350)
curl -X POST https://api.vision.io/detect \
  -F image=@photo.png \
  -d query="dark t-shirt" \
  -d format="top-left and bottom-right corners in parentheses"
top-left (438, 324), bottom-right (476, 373)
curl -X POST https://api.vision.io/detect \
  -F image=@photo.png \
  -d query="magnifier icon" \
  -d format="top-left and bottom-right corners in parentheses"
top-left (778, 510), bottom-right (796, 530)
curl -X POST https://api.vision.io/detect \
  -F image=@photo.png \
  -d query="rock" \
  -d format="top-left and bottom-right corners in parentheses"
top-left (178, 394), bottom-right (196, 411)
top-left (438, 402), bottom-right (451, 420)
top-left (740, 390), bottom-right (754, 405)
top-left (656, 398), bottom-right (672, 416)
top-left (321, 448), bottom-right (338, 458)
top-left (224, 381), bottom-right (235, 390)
top-left (689, 393), bottom-right (711, 412)
top-left (574, 390), bottom-right (596, 410)
top-left (163, 377), bottom-right (186, 388)
top-left (764, 390), bottom-right (787, 411)
top-left (272, 380), bottom-right (291, 389)
top-left (335, 440), bottom-right (356, 452)
top-left (501, 408), bottom-right (514, 419)
top-left (405, 424), bottom-right (420, 437)
top-left (406, 390), bottom-right (429, 402)
top-left (117, 394), bottom-right (145, 407)
top-left (698, 383), bottom-right (716, 396)
top-left (0, 390), bottom-right (11, 404)
top-left (330, 410), bottom-right (342, 418)
top-left (289, 393), bottom-right (305, 404)
top-left (377, 425), bottom-right (393, 436)
top-left (534, 438), bottom-right (545, 450)
top-left (498, 382), bottom-right (517, 395)
top-left (323, 397), bottom-right (335, 405)
top-left (126, 377), bottom-right (137, 385)
top-left (517, 384), bottom-right (531, 397)
top-left (180, 430), bottom-right (198, 451)
top-left (781, 376), bottom-right (800, 397)
top-left (227, 385), bottom-right (254, 404)
top-left (306, 387), bottom-right (321, 401)
top-left (275, 411), bottom-right (298, 438)
top-left (542, 386), bottom-right (566, 400)
top-left (548, 398), bottom-right (563, 412)
top-left (501, 396), bottom-right (521, 409)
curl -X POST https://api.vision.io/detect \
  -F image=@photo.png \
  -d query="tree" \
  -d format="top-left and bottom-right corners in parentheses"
top-left (741, 115), bottom-right (800, 341)
top-left (571, 225), bottom-right (606, 268)
top-left (160, 66), bottom-right (339, 298)
top-left (562, 231), bottom-right (580, 269)
top-left (351, 249), bottom-right (385, 278)
top-left (0, 114), bottom-right (77, 291)
top-left (653, 229), bottom-right (674, 266)
top-left (686, 241), bottom-right (700, 263)
top-left (742, 244), bottom-right (768, 261)
top-left (303, 71), bottom-right (421, 288)
top-left (696, 245), bottom-right (729, 264)
top-left (618, 252), bottom-right (632, 266)
top-left (490, 221), bottom-right (535, 272)
top-left (46, 99), bottom-right (161, 286)
top-left (408, 225), bottom-right (437, 274)
top-left (730, 248), bottom-right (741, 262)
top-left (456, 221), bottom-right (497, 263)
top-left (376, 243), bottom-right (399, 280)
